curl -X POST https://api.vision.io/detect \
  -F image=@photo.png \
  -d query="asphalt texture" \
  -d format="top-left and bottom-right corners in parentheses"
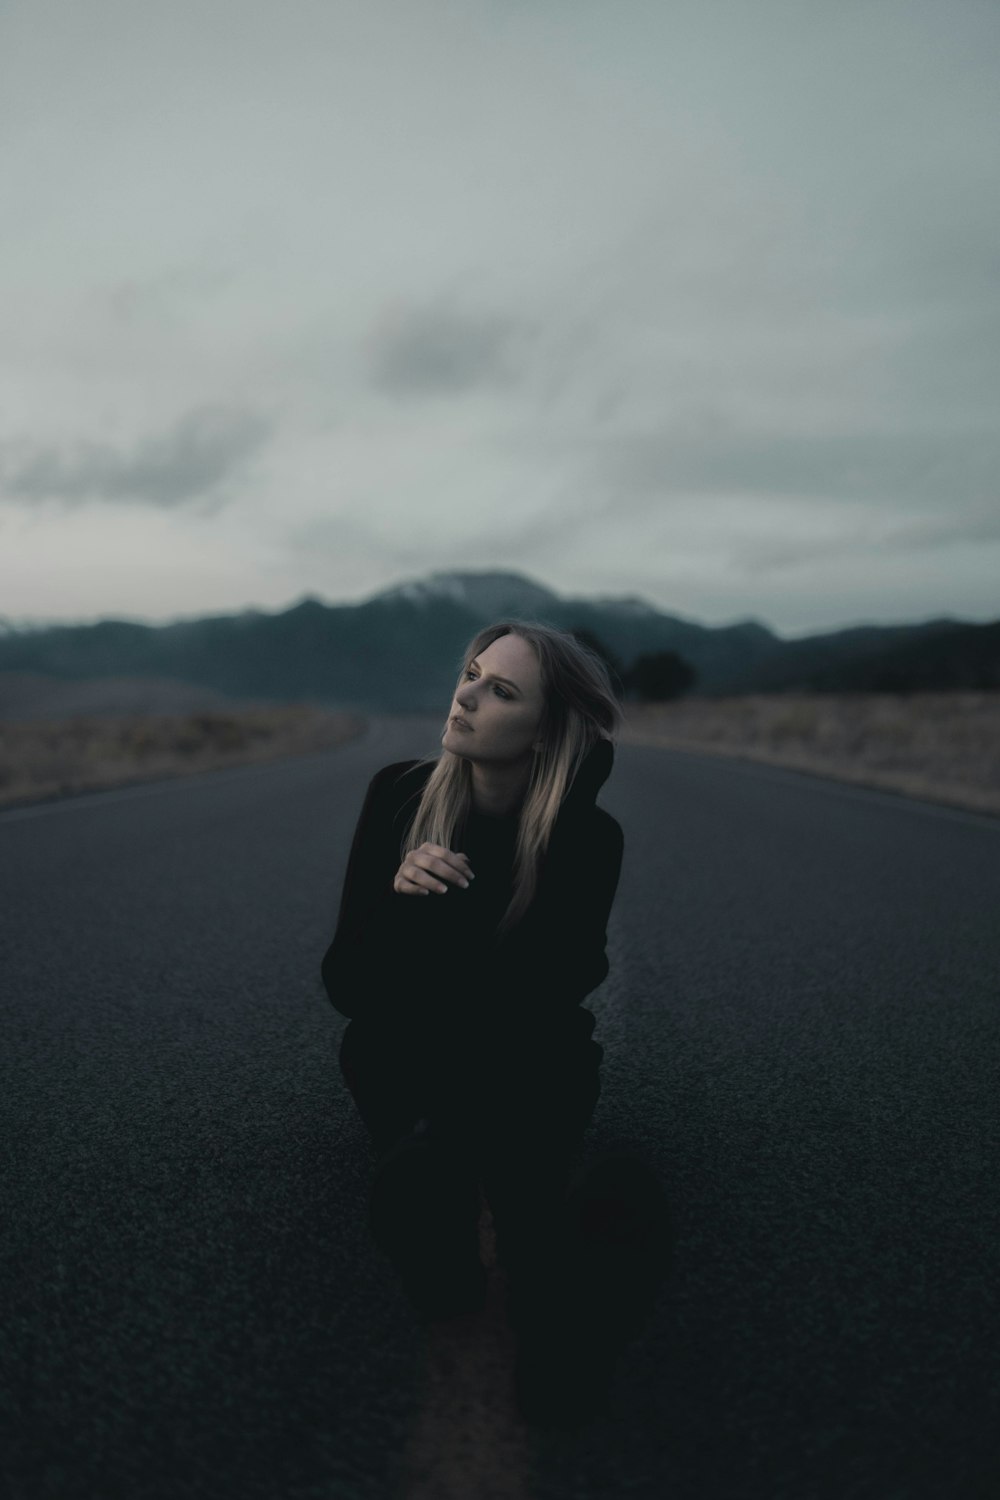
top-left (2, 712), bottom-right (999, 1499)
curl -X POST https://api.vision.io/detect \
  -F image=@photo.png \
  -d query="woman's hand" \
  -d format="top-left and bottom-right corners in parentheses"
top-left (393, 843), bottom-right (475, 896)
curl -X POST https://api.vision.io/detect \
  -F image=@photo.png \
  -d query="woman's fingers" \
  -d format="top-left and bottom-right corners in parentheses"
top-left (418, 844), bottom-right (474, 890)
top-left (415, 853), bottom-right (469, 893)
top-left (393, 844), bottom-right (475, 895)
top-left (394, 868), bottom-right (455, 895)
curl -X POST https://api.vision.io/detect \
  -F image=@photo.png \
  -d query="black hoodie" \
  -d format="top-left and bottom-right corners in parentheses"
top-left (320, 737), bottom-right (624, 1059)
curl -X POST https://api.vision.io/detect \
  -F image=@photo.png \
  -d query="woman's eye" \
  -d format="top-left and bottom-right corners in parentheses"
top-left (463, 669), bottom-right (508, 699)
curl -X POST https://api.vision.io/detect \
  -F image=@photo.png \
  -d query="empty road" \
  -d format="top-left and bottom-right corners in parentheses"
top-left (2, 714), bottom-right (998, 1499)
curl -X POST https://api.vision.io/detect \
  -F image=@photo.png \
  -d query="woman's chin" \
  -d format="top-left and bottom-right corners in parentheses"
top-left (442, 725), bottom-right (470, 751)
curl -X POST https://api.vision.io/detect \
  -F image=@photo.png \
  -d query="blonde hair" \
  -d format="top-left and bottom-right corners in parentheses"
top-left (394, 619), bottom-right (623, 943)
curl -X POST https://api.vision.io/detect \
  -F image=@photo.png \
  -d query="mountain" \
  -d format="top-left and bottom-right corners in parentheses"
top-left (369, 570), bottom-right (560, 620)
top-left (0, 570), bottom-right (994, 719)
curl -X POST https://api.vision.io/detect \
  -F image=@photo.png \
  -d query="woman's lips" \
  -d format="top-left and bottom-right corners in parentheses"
top-left (451, 717), bottom-right (473, 730)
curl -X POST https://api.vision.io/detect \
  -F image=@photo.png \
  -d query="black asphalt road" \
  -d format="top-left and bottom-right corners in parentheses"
top-left (2, 714), bottom-right (998, 1499)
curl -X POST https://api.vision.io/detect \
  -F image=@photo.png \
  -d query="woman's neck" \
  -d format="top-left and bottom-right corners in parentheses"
top-left (469, 760), bottom-right (531, 818)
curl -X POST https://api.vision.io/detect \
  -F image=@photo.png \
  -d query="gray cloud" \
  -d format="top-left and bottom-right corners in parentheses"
top-left (2, 0), bottom-right (998, 630)
top-left (881, 506), bottom-right (1000, 552)
top-left (0, 404), bottom-right (272, 509)
top-left (367, 303), bottom-right (529, 397)
top-left (281, 510), bottom-right (423, 569)
top-left (594, 427), bottom-right (1000, 511)
top-left (733, 504), bottom-right (1000, 576)
top-left (103, 265), bottom-right (237, 327)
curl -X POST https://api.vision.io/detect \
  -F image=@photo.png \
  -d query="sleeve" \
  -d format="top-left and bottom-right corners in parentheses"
top-left (487, 811), bottom-right (625, 1024)
top-left (319, 766), bottom-right (414, 1021)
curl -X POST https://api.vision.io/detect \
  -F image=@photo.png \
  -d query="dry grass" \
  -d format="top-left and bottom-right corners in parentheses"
top-left (3, 691), bottom-right (997, 819)
top-left (0, 705), bottom-right (367, 808)
top-left (619, 691), bottom-right (1000, 817)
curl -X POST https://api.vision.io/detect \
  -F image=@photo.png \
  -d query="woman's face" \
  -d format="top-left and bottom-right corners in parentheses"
top-left (442, 634), bottom-right (546, 766)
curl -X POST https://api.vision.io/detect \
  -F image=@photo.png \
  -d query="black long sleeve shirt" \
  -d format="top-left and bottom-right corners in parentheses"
top-left (320, 738), bottom-right (625, 1059)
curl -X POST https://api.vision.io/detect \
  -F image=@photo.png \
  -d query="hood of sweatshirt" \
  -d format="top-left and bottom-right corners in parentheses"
top-left (519, 734), bottom-right (615, 878)
top-left (560, 735), bottom-right (614, 816)
top-left (456, 734), bottom-right (614, 834)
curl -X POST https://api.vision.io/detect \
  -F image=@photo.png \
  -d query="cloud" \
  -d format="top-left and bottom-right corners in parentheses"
top-left (732, 503), bottom-right (1000, 576)
top-left (102, 265), bottom-right (237, 328)
top-left (281, 510), bottom-right (421, 568)
top-left (367, 302), bottom-right (530, 397)
top-left (0, 404), bottom-right (272, 510)
top-left (592, 427), bottom-right (1000, 512)
top-left (882, 506), bottom-right (1000, 552)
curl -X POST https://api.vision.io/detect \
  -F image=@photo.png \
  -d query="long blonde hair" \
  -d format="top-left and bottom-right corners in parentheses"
top-left (394, 619), bottom-right (623, 943)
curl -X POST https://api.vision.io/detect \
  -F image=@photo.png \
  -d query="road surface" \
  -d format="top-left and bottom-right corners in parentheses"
top-left (2, 713), bottom-right (998, 1498)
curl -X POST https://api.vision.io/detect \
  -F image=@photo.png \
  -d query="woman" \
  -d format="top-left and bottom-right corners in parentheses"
top-left (320, 619), bottom-right (626, 1345)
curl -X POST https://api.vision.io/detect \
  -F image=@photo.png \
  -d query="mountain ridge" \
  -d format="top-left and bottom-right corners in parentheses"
top-left (0, 569), bottom-right (994, 714)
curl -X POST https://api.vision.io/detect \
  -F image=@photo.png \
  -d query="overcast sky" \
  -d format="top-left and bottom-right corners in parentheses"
top-left (1, 0), bottom-right (997, 638)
